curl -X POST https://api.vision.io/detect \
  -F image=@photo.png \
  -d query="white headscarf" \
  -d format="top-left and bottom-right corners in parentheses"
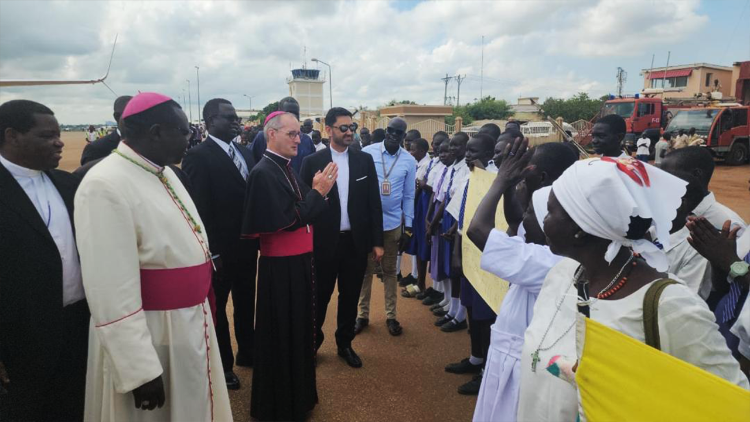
top-left (532, 186), bottom-right (552, 229)
top-left (551, 157), bottom-right (687, 271)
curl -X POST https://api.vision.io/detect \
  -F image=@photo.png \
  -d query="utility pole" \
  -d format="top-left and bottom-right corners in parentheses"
top-left (455, 74), bottom-right (466, 107)
top-left (616, 67), bottom-right (627, 97)
top-left (662, 51), bottom-right (671, 89)
top-left (195, 66), bottom-right (201, 124)
top-left (186, 79), bottom-right (193, 123)
top-left (441, 73), bottom-right (451, 105)
top-left (480, 35), bottom-right (484, 99)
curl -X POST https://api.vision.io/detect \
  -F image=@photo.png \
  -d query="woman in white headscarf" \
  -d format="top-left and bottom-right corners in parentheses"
top-left (516, 153), bottom-right (749, 422)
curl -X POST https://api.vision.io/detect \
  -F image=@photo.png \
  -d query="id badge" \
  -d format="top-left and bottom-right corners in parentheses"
top-left (381, 180), bottom-right (391, 196)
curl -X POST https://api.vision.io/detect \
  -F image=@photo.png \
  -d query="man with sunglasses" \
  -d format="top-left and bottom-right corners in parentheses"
top-left (301, 107), bottom-right (383, 368)
top-left (182, 98), bottom-right (257, 391)
top-left (251, 97), bottom-right (315, 174)
top-left (357, 117), bottom-right (417, 336)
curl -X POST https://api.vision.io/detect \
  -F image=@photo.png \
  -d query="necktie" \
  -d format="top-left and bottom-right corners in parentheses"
top-left (458, 181), bottom-right (470, 230)
top-left (445, 167), bottom-right (456, 202)
top-left (435, 167), bottom-right (449, 196)
top-left (229, 144), bottom-right (249, 180)
top-left (721, 253), bottom-right (750, 323)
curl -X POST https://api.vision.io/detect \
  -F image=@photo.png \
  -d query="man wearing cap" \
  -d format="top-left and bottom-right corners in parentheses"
top-left (75, 92), bottom-right (231, 421)
top-left (242, 111), bottom-right (337, 421)
top-left (80, 96), bottom-right (133, 165)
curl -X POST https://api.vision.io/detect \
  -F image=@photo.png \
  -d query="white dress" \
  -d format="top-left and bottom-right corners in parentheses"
top-left (731, 229), bottom-right (750, 359)
top-left (75, 143), bottom-right (232, 422)
top-left (473, 228), bottom-right (562, 422)
top-left (662, 226), bottom-right (712, 299)
top-left (517, 259), bottom-right (749, 422)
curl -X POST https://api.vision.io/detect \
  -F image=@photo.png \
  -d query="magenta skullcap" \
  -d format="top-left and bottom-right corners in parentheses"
top-left (121, 92), bottom-right (173, 119)
top-left (264, 111), bottom-right (287, 126)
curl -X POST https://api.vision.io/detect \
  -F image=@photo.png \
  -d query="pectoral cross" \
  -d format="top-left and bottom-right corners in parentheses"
top-left (531, 351), bottom-right (540, 373)
top-left (306, 224), bottom-right (310, 233)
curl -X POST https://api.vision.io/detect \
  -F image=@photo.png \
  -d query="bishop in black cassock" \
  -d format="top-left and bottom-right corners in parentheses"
top-left (241, 111), bottom-right (337, 421)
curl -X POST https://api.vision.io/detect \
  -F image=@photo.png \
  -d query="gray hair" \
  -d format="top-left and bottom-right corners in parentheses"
top-left (264, 112), bottom-right (294, 140)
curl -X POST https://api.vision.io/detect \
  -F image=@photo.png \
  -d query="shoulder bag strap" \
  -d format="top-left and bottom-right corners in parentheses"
top-left (643, 279), bottom-right (679, 350)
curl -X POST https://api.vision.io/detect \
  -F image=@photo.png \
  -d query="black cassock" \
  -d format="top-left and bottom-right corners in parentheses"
top-left (242, 151), bottom-right (328, 421)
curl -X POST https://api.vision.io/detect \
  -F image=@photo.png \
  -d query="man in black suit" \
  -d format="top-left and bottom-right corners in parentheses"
top-left (182, 98), bottom-right (256, 390)
top-left (300, 107), bottom-right (384, 368)
top-left (79, 95), bottom-right (132, 165)
top-left (0, 100), bottom-right (89, 421)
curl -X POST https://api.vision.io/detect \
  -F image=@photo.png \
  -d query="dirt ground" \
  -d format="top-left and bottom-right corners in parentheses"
top-left (57, 132), bottom-right (750, 421)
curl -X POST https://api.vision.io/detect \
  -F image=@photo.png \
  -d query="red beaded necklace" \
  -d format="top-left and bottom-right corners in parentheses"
top-left (597, 260), bottom-right (638, 299)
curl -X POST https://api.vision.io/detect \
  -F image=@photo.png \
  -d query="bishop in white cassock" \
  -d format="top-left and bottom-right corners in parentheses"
top-left (74, 93), bottom-right (231, 422)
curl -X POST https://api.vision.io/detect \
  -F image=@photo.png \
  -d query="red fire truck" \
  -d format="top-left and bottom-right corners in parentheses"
top-left (664, 105), bottom-right (749, 165)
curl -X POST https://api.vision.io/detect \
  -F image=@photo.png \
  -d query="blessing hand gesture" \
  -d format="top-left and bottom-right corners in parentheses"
top-left (312, 162), bottom-right (338, 197)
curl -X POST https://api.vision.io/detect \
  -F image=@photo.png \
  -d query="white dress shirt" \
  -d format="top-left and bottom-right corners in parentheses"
top-left (315, 142), bottom-right (327, 151)
top-left (209, 134), bottom-right (249, 179)
top-left (330, 147), bottom-right (351, 231)
top-left (660, 226), bottom-right (712, 299)
top-left (693, 192), bottom-right (747, 233)
top-left (0, 154), bottom-right (84, 306)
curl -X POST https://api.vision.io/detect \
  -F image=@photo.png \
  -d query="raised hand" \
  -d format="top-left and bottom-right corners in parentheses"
top-left (495, 137), bottom-right (535, 188)
top-left (312, 162), bottom-right (338, 197)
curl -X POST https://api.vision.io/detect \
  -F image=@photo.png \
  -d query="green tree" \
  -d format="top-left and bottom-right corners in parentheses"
top-left (385, 99), bottom-right (418, 106)
top-left (254, 101), bottom-right (281, 125)
top-left (540, 93), bottom-right (604, 123)
top-left (445, 105), bottom-right (473, 126)
top-left (465, 96), bottom-right (514, 120)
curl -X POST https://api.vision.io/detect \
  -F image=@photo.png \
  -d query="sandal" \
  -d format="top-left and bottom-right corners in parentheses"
top-left (401, 284), bottom-right (421, 298)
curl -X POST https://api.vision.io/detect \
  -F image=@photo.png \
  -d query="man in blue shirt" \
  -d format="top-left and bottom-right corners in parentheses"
top-left (356, 117), bottom-right (416, 336)
top-left (251, 97), bottom-right (315, 174)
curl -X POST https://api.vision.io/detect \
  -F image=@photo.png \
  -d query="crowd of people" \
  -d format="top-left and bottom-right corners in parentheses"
top-left (0, 91), bottom-right (748, 422)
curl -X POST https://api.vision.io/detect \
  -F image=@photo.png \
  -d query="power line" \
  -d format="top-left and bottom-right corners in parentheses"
top-left (441, 73), bottom-right (452, 105)
top-left (455, 74), bottom-right (466, 107)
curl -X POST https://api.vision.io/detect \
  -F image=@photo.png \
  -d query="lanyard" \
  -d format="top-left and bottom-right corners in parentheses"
top-left (380, 145), bottom-right (401, 181)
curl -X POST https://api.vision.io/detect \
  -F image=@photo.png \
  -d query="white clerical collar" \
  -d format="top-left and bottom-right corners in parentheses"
top-left (330, 146), bottom-right (348, 157)
top-left (0, 152), bottom-right (42, 177)
top-left (265, 148), bottom-right (291, 163)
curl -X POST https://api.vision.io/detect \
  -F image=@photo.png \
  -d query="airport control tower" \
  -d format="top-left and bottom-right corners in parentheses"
top-left (287, 67), bottom-right (325, 118)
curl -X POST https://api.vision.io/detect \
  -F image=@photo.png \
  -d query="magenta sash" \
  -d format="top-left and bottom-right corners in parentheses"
top-left (140, 261), bottom-right (212, 311)
top-left (260, 227), bottom-right (313, 257)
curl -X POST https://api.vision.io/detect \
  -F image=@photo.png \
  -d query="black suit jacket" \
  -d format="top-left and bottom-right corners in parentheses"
top-left (300, 147), bottom-right (384, 260)
top-left (80, 130), bottom-right (120, 165)
top-left (182, 137), bottom-right (256, 259)
top-left (0, 163), bottom-right (83, 383)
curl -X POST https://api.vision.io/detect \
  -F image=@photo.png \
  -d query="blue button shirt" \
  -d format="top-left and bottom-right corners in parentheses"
top-left (362, 143), bottom-right (416, 231)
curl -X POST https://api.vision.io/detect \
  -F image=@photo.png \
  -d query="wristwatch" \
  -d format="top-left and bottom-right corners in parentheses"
top-left (729, 261), bottom-right (750, 279)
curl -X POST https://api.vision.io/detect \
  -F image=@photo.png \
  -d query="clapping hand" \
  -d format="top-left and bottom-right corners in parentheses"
top-left (686, 217), bottom-right (741, 273)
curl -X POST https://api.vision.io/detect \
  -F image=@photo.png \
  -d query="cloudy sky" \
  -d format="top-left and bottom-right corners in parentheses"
top-left (1, 0), bottom-right (748, 124)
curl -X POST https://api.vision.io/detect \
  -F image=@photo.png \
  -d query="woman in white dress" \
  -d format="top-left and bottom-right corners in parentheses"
top-left (517, 156), bottom-right (749, 422)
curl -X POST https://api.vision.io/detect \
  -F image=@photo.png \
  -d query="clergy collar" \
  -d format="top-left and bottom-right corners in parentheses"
top-left (0, 152), bottom-right (42, 177)
top-left (117, 141), bottom-right (165, 172)
top-left (264, 148), bottom-right (292, 166)
top-left (330, 146), bottom-right (348, 157)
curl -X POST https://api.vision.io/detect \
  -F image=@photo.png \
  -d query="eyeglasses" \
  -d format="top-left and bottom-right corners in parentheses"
top-left (335, 124), bottom-right (358, 133)
top-left (274, 129), bottom-right (300, 139)
top-left (387, 127), bottom-right (405, 137)
top-left (215, 114), bottom-right (241, 122)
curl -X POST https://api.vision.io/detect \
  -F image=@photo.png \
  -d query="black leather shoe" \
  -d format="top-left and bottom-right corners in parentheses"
top-left (354, 318), bottom-right (369, 335)
top-left (458, 375), bottom-right (483, 395)
top-left (386, 319), bottom-right (403, 336)
top-left (235, 351), bottom-right (253, 367)
top-left (224, 371), bottom-right (241, 390)
top-left (337, 347), bottom-right (363, 368)
top-left (416, 287), bottom-right (433, 300)
top-left (430, 303), bottom-right (445, 311)
top-left (434, 315), bottom-right (453, 327)
top-left (399, 274), bottom-right (417, 287)
top-left (433, 308), bottom-right (448, 317)
top-left (422, 293), bottom-right (443, 306)
top-left (445, 358), bottom-right (483, 374)
top-left (441, 319), bottom-right (468, 332)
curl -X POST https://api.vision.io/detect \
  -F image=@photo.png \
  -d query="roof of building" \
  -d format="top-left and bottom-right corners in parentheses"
top-left (378, 104), bottom-right (453, 117)
top-left (641, 63), bottom-right (734, 73)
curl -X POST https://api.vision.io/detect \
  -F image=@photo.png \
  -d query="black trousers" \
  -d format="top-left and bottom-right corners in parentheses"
top-left (314, 232), bottom-right (368, 350)
top-left (1, 299), bottom-right (89, 422)
top-left (213, 247), bottom-right (258, 372)
top-left (467, 306), bottom-right (493, 364)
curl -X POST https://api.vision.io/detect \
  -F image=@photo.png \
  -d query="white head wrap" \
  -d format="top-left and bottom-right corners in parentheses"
top-left (551, 157), bottom-right (687, 271)
top-left (532, 186), bottom-right (552, 229)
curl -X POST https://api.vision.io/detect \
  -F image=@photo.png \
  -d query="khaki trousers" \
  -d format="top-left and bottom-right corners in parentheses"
top-left (358, 227), bottom-right (401, 320)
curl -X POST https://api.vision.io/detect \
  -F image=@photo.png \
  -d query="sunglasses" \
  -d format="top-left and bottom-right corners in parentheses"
top-left (386, 127), bottom-right (405, 137)
top-left (335, 124), bottom-right (358, 133)
top-left (215, 114), bottom-right (241, 122)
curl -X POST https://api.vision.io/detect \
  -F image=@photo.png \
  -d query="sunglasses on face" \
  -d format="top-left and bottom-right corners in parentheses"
top-left (336, 124), bottom-right (358, 133)
top-left (215, 114), bottom-right (241, 122)
top-left (386, 127), bottom-right (405, 137)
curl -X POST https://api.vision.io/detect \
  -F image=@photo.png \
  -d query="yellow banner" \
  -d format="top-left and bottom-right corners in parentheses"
top-left (461, 168), bottom-right (510, 312)
top-left (577, 316), bottom-right (750, 422)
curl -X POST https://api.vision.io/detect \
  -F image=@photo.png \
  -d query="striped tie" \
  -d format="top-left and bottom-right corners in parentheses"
top-left (722, 253), bottom-right (750, 323)
top-left (445, 167), bottom-right (456, 202)
top-left (229, 144), bottom-right (249, 180)
top-left (458, 181), bottom-right (470, 230)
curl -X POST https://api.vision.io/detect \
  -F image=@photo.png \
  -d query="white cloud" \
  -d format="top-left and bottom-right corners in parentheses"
top-left (0, 0), bottom-right (712, 124)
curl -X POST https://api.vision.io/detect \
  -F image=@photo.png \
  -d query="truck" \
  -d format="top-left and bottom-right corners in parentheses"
top-left (664, 105), bottom-right (749, 165)
top-left (600, 93), bottom-right (738, 154)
